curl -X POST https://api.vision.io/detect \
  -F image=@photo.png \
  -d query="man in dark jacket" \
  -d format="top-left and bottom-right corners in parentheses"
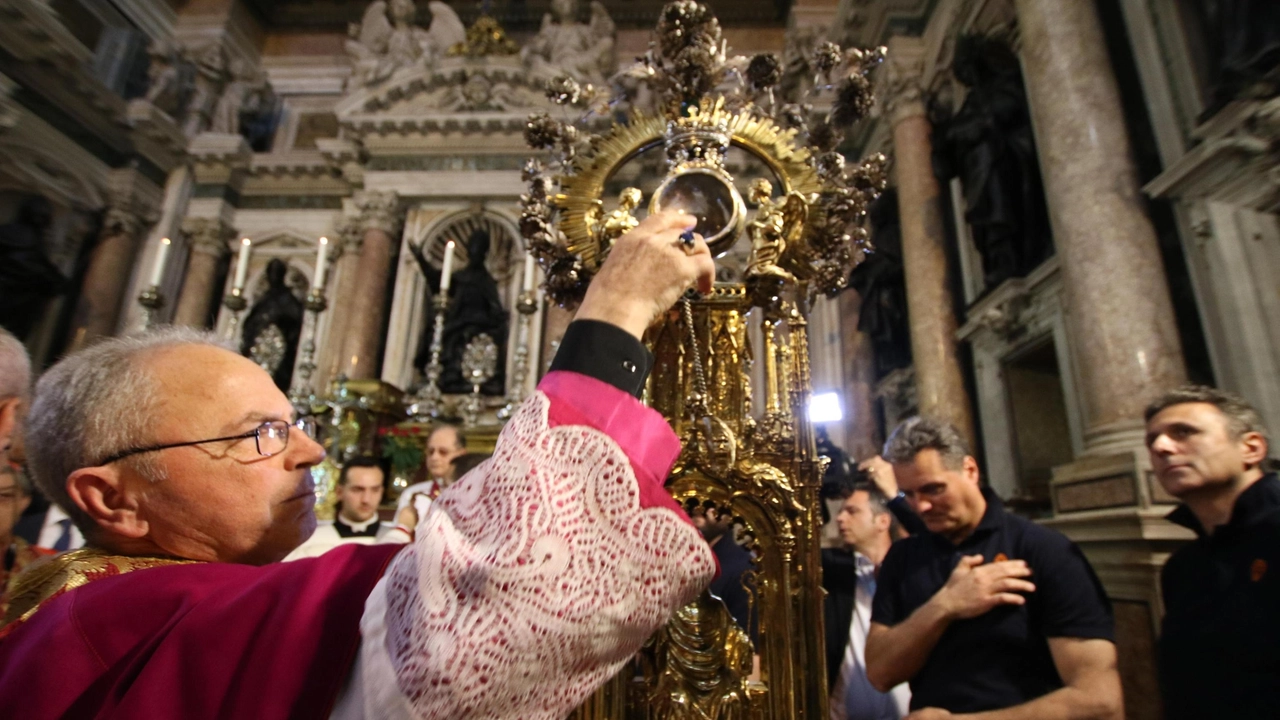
top-left (823, 479), bottom-right (909, 719)
top-left (1147, 385), bottom-right (1280, 720)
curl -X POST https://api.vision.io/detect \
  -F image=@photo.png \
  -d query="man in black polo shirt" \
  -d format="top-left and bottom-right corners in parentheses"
top-left (864, 417), bottom-right (1121, 719)
top-left (1146, 386), bottom-right (1280, 719)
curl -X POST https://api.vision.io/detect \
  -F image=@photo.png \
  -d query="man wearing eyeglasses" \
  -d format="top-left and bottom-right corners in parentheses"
top-left (0, 212), bottom-right (717, 720)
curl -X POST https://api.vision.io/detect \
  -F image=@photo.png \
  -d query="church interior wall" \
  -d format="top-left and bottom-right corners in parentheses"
top-left (1, 0), bottom-right (1276, 714)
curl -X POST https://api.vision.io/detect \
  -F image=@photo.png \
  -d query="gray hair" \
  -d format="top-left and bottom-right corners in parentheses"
top-left (1145, 385), bottom-right (1269, 444)
top-left (24, 326), bottom-right (233, 536)
top-left (0, 328), bottom-right (31, 401)
top-left (883, 416), bottom-right (971, 470)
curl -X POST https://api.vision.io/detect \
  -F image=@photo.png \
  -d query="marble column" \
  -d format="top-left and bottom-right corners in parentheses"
top-left (172, 218), bottom-right (232, 328)
top-left (1015, 0), bottom-right (1186, 452)
top-left (882, 38), bottom-right (976, 447)
top-left (336, 191), bottom-right (402, 380)
top-left (67, 205), bottom-right (149, 349)
top-left (317, 223), bottom-right (364, 387)
top-left (837, 289), bottom-right (881, 460)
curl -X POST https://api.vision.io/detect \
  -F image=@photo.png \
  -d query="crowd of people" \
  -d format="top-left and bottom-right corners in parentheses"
top-left (820, 391), bottom-right (1279, 719)
top-left (0, 208), bottom-right (1276, 719)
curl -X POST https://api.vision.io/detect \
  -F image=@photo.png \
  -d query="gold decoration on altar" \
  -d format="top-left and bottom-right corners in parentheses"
top-left (448, 15), bottom-right (518, 57)
top-left (527, 3), bottom-right (889, 717)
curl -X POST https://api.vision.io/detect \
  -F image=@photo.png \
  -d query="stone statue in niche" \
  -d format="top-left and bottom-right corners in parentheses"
top-left (240, 259), bottom-right (304, 391)
top-left (183, 43), bottom-right (231, 137)
top-left (1199, 0), bottom-right (1280, 119)
top-left (144, 39), bottom-right (195, 119)
top-left (211, 60), bottom-right (274, 139)
top-left (411, 229), bottom-right (508, 396)
top-left (933, 35), bottom-right (1051, 291)
top-left (0, 196), bottom-right (69, 340)
top-left (847, 189), bottom-right (911, 379)
top-left (521, 0), bottom-right (616, 85)
top-left (345, 0), bottom-right (466, 90)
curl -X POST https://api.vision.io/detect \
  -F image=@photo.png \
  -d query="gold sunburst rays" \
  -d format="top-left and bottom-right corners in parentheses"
top-left (552, 98), bottom-right (822, 272)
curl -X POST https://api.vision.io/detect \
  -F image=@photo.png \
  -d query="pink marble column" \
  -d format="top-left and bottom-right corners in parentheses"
top-left (884, 44), bottom-right (976, 447)
top-left (67, 207), bottom-right (147, 349)
top-left (837, 289), bottom-right (881, 459)
top-left (336, 191), bottom-right (402, 380)
top-left (317, 227), bottom-right (363, 388)
top-left (172, 218), bottom-right (232, 329)
top-left (1015, 0), bottom-right (1186, 451)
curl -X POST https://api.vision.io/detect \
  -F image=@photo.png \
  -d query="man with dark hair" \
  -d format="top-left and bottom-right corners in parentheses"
top-left (1146, 385), bottom-right (1280, 719)
top-left (823, 478), bottom-right (909, 719)
top-left (690, 503), bottom-right (756, 645)
top-left (287, 457), bottom-right (405, 559)
top-left (865, 417), bottom-right (1121, 719)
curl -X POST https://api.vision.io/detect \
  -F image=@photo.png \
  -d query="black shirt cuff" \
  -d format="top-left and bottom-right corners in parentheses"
top-left (548, 320), bottom-right (653, 398)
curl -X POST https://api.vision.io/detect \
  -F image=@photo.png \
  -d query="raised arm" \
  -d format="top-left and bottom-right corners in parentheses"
top-left (349, 213), bottom-right (718, 720)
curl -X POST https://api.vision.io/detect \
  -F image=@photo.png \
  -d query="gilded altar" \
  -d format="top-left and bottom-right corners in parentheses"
top-left (519, 3), bottom-right (888, 716)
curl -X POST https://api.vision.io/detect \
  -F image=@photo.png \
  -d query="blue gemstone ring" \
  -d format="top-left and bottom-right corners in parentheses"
top-left (679, 229), bottom-right (697, 249)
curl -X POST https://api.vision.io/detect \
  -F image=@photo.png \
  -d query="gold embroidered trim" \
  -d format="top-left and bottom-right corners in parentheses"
top-left (4, 547), bottom-right (198, 625)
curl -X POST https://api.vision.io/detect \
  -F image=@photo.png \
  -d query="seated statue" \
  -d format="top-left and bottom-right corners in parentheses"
top-left (0, 196), bottom-right (68, 340)
top-left (241, 259), bottom-right (304, 391)
top-left (345, 0), bottom-right (465, 89)
top-left (521, 0), bottom-right (616, 85)
top-left (413, 229), bottom-right (508, 396)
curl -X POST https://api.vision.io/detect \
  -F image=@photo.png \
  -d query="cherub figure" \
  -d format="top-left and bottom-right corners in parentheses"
top-left (596, 187), bottom-right (642, 256)
top-left (744, 178), bottom-right (806, 282)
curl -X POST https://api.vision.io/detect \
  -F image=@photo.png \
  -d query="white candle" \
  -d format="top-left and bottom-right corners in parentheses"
top-left (313, 236), bottom-right (329, 290)
top-left (522, 252), bottom-right (535, 292)
top-left (232, 238), bottom-right (252, 290)
top-left (148, 237), bottom-right (171, 287)
top-left (440, 240), bottom-right (456, 294)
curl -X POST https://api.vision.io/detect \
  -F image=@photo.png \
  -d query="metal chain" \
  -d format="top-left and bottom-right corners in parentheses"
top-left (681, 293), bottom-right (709, 414)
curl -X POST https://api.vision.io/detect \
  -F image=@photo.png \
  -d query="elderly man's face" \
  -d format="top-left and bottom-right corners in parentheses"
top-left (0, 471), bottom-right (31, 542)
top-left (425, 427), bottom-right (465, 482)
top-left (125, 345), bottom-right (326, 564)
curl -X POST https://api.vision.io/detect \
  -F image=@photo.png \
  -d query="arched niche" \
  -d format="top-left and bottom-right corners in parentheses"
top-left (382, 205), bottom-right (543, 400)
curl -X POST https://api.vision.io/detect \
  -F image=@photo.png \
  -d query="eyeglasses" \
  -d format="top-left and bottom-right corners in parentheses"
top-left (97, 418), bottom-right (318, 467)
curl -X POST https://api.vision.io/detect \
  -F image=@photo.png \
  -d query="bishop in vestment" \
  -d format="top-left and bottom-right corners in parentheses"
top-left (0, 212), bottom-right (715, 719)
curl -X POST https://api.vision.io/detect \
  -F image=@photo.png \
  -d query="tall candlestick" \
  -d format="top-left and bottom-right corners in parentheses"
top-left (313, 236), bottom-right (329, 290)
top-left (522, 252), bottom-right (535, 292)
top-left (440, 240), bottom-right (456, 293)
top-left (233, 237), bottom-right (252, 290)
top-left (149, 237), bottom-right (171, 287)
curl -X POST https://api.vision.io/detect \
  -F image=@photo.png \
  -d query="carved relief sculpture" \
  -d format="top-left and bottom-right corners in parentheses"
top-left (183, 43), bottom-right (230, 137)
top-left (345, 0), bottom-right (466, 90)
top-left (521, 0), bottom-right (617, 85)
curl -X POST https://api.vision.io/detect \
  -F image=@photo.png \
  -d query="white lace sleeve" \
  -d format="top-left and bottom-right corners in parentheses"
top-left (354, 390), bottom-right (715, 719)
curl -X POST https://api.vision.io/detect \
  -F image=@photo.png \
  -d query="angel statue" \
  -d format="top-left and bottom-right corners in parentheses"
top-left (345, 0), bottom-right (465, 90)
top-left (744, 178), bottom-right (806, 283)
top-left (521, 0), bottom-right (616, 85)
top-left (595, 187), bottom-right (642, 257)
